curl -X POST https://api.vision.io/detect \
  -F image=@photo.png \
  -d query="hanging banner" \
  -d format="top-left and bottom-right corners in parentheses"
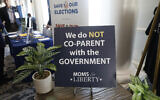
top-left (49, 0), bottom-right (89, 28)
top-left (55, 26), bottom-right (116, 87)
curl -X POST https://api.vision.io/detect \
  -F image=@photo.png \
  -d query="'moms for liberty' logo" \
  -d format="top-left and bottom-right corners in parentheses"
top-left (54, 1), bottom-right (78, 15)
top-left (70, 72), bottom-right (102, 83)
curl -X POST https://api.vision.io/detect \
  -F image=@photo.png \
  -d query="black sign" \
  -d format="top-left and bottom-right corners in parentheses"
top-left (54, 26), bottom-right (116, 87)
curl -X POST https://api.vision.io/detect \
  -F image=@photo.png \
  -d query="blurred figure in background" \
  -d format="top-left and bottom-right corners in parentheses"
top-left (0, 0), bottom-right (21, 32)
top-left (27, 13), bottom-right (37, 30)
top-left (0, 18), bottom-right (11, 85)
top-left (27, 13), bottom-right (31, 28)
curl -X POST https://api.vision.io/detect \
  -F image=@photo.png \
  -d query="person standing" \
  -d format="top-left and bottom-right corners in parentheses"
top-left (27, 13), bottom-right (37, 30)
top-left (0, 18), bottom-right (12, 85)
top-left (0, 0), bottom-right (21, 32)
top-left (27, 13), bottom-right (31, 28)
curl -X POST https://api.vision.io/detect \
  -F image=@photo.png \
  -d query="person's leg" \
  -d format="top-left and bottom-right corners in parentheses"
top-left (0, 46), bottom-right (12, 85)
top-left (0, 47), bottom-right (4, 78)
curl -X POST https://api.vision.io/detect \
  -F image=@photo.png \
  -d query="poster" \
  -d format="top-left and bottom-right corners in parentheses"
top-left (55, 26), bottom-right (116, 87)
top-left (49, 0), bottom-right (89, 28)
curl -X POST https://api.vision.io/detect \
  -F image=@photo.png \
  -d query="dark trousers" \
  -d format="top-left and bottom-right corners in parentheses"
top-left (0, 46), bottom-right (4, 77)
top-left (7, 23), bottom-right (18, 32)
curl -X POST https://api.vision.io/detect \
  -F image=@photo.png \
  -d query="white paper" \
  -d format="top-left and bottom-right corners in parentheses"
top-left (38, 38), bottom-right (50, 41)
top-left (15, 12), bottom-right (20, 18)
top-left (8, 34), bottom-right (17, 38)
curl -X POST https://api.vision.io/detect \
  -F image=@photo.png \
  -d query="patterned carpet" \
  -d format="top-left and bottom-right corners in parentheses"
top-left (0, 50), bottom-right (36, 100)
top-left (0, 82), bottom-right (35, 100)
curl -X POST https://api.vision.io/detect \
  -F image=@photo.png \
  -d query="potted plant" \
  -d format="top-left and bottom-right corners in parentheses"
top-left (129, 75), bottom-right (160, 100)
top-left (13, 43), bottom-right (61, 94)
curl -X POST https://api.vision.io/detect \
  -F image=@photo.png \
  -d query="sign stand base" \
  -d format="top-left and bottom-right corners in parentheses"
top-left (73, 87), bottom-right (93, 97)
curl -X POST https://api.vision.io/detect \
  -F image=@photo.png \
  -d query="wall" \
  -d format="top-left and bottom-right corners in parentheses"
top-left (32, 0), bottom-right (49, 32)
top-left (132, 0), bottom-right (159, 65)
top-left (89, 0), bottom-right (138, 70)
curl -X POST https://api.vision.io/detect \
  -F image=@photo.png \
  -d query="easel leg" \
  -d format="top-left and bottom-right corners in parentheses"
top-left (152, 29), bottom-right (160, 94)
top-left (90, 87), bottom-right (93, 97)
top-left (73, 88), bottom-right (77, 96)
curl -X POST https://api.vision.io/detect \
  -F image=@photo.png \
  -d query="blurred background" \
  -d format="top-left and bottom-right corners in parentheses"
top-left (0, 0), bottom-right (50, 32)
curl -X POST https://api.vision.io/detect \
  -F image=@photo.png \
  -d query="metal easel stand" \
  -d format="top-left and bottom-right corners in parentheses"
top-left (135, 2), bottom-right (160, 94)
top-left (73, 87), bottom-right (93, 98)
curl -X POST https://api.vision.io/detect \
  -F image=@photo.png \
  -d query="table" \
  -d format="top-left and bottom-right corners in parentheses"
top-left (8, 32), bottom-right (53, 68)
top-left (35, 84), bottom-right (132, 100)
